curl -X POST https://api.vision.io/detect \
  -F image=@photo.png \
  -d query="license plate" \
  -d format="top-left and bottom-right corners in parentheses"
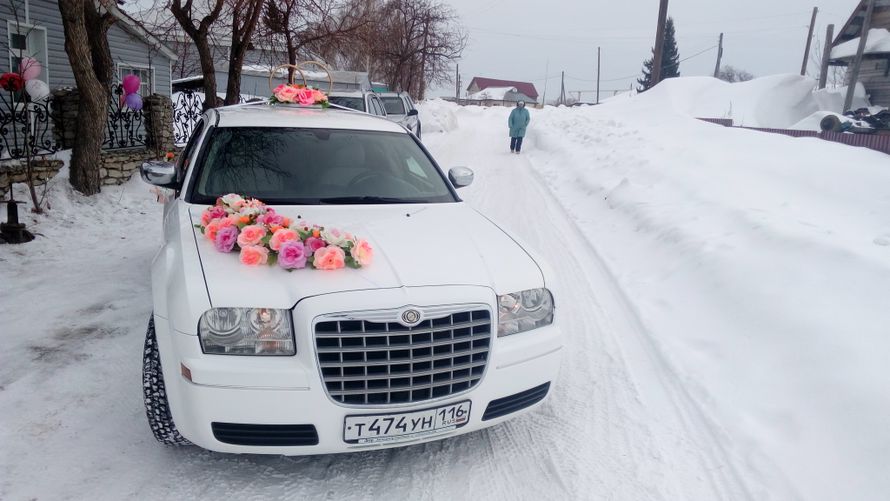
top-left (343, 401), bottom-right (471, 444)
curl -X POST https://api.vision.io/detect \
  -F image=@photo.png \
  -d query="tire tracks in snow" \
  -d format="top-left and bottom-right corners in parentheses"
top-left (428, 110), bottom-right (762, 500)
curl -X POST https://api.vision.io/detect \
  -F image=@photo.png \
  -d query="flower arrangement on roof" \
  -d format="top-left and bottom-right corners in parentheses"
top-left (270, 84), bottom-right (330, 107)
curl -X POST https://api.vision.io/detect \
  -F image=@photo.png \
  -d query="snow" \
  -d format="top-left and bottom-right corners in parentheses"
top-left (467, 86), bottom-right (518, 100)
top-left (788, 110), bottom-right (850, 131)
top-left (831, 28), bottom-right (890, 60)
top-left (626, 74), bottom-right (870, 128)
top-left (2, 76), bottom-right (889, 500)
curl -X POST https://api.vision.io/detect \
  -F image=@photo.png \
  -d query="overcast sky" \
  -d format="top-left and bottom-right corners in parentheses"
top-left (127, 0), bottom-right (860, 100)
top-left (437, 0), bottom-right (860, 100)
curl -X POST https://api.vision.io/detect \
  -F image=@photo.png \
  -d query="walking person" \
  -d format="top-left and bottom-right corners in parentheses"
top-left (508, 100), bottom-right (530, 153)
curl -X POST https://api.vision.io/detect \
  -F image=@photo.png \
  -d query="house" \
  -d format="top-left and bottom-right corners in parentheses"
top-left (830, 0), bottom-right (890, 107)
top-left (466, 77), bottom-right (538, 104)
top-left (172, 64), bottom-right (372, 97)
top-left (0, 1), bottom-right (176, 97)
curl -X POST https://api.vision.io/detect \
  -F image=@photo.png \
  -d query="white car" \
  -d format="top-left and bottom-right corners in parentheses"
top-left (379, 91), bottom-right (421, 138)
top-left (327, 90), bottom-right (389, 118)
top-left (140, 102), bottom-right (562, 455)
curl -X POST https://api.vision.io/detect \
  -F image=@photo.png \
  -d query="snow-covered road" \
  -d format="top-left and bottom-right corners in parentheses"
top-left (2, 82), bottom-right (888, 500)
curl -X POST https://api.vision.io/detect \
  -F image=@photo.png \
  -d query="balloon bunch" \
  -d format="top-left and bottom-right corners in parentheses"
top-left (121, 74), bottom-right (143, 111)
top-left (0, 57), bottom-right (49, 101)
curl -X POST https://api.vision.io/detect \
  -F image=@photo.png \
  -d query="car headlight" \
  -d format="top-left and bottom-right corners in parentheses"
top-left (497, 288), bottom-right (554, 337)
top-left (198, 308), bottom-right (295, 355)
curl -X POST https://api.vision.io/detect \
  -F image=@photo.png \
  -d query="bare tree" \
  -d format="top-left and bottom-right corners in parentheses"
top-left (718, 65), bottom-right (754, 83)
top-left (222, 0), bottom-right (265, 105)
top-left (170, 0), bottom-right (226, 109)
top-left (57, 0), bottom-right (116, 196)
top-left (261, 0), bottom-right (369, 81)
top-left (347, 0), bottom-right (465, 98)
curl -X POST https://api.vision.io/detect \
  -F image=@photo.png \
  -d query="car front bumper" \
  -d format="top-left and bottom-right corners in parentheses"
top-left (153, 285), bottom-right (563, 455)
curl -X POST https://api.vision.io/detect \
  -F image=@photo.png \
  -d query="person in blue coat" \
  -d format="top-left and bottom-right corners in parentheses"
top-left (508, 100), bottom-right (530, 153)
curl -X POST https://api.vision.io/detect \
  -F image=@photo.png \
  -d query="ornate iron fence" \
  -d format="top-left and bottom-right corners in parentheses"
top-left (0, 91), bottom-right (58, 160)
top-left (103, 84), bottom-right (147, 150)
top-left (173, 89), bottom-right (204, 146)
top-left (173, 90), bottom-right (249, 145)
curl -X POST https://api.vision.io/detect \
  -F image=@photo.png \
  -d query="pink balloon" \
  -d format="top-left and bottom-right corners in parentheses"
top-left (125, 93), bottom-right (143, 111)
top-left (20, 57), bottom-right (41, 81)
top-left (122, 74), bottom-right (141, 95)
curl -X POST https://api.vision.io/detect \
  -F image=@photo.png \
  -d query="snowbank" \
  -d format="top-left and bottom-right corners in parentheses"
top-left (616, 74), bottom-right (867, 128)
top-left (417, 98), bottom-right (460, 133)
top-left (788, 110), bottom-right (849, 131)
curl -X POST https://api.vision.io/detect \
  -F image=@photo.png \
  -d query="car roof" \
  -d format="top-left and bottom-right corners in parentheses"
top-left (328, 90), bottom-right (368, 98)
top-left (211, 103), bottom-right (406, 133)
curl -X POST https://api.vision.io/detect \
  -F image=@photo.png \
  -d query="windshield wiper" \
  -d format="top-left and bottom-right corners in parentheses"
top-left (318, 196), bottom-right (428, 204)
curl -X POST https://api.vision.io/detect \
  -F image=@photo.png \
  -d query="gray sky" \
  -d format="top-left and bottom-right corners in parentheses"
top-left (438, 0), bottom-right (860, 100)
top-left (126, 0), bottom-right (860, 99)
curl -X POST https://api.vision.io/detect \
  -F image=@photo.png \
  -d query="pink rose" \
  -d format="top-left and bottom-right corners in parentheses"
top-left (313, 245), bottom-right (346, 270)
top-left (258, 209), bottom-right (285, 226)
top-left (275, 85), bottom-right (300, 103)
top-left (278, 240), bottom-right (307, 269)
top-left (237, 224), bottom-right (267, 247)
top-left (296, 87), bottom-right (316, 105)
top-left (204, 219), bottom-right (221, 241)
top-left (201, 205), bottom-right (227, 226)
top-left (269, 228), bottom-right (298, 251)
top-left (351, 239), bottom-right (373, 267)
top-left (305, 236), bottom-right (326, 254)
top-left (239, 245), bottom-right (269, 266)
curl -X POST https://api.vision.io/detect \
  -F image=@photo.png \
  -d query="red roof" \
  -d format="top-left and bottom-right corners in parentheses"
top-left (468, 77), bottom-right (539, 100)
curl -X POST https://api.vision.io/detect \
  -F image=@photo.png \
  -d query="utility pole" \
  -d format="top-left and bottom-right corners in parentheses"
top-left (714, 33), bottom-right (724, 78)
top-left (801, 7), bottom-right (819, 76)
top-left (819, 24), bottom-right (835, 89)
top-left (455, 64), bottom-right (459, 99)
top-left (651, 0), bottom-right (670, 85)
top-left (557, 70), bottom-right (567, 106)
top-left (845, 0), bottom-right (876, 111)
top-left (542, 59), bottom-right (550, 105)
top-left (596, 46), bottom-right (601, 104)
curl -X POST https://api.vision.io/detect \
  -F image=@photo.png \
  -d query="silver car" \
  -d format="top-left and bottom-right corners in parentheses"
top-left (328, 90), bottom-right (389, 118)
top-left (379, 92), bottom-right (421, 138)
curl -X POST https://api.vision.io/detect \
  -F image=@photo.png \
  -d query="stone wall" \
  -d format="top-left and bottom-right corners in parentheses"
top-left (0, 159), bottom-right (65, 198)
top-left (99, 150), bottom-right (148, 186)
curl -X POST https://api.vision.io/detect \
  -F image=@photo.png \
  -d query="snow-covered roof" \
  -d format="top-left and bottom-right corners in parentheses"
top-left (831, 28), bottom-right (890, 59)
top-left (467, 86), bottom-right (518, 100)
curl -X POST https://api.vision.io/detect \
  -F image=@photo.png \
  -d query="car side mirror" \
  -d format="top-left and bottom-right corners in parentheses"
top-left (448, 166), bottom-right (474, 188)
top-left (407, 109), bottom-right (419, 117)
top-left (140, 160), bottom-right (179, 188)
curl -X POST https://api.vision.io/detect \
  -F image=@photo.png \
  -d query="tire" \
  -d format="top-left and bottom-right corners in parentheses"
top-left (143, 314), bottom-right (191, 446)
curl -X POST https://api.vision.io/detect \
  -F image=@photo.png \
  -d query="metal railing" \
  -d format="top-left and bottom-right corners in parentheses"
top-left (103, 84), bottom-right (146, 150)
top-left (0, 91), bottom-right (58, 160)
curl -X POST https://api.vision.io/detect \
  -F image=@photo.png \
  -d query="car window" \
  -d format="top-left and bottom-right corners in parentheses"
top-left (190, 127), bottom-right (456, 205)
top-left (329, 96), bottom-right (365, 112)
top-left (382, 97), bottom-right (406, 115)
top-left (369, 96), bottom-right (383, 116)
top-left (178, 118), bottom-right (205, 182)
top-left (402, 96), bottom-right (414, 111)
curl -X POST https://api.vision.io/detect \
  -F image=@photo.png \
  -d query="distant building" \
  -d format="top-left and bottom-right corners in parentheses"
top-left (830, 0), bottom-right (890, 107)
top-left (466, 77), bottom-right (538, 104)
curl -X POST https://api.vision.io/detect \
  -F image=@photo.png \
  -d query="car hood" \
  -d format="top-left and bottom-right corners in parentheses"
top-left (188, 203), bottom-right (543, 308)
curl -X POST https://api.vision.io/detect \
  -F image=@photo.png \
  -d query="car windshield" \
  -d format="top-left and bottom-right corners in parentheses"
top-left (328, 96), bottom-right (365, 112)
top-left (381, 97), bottom-right (406, 115)
top-left (190, 127), bottom-right (457, 205)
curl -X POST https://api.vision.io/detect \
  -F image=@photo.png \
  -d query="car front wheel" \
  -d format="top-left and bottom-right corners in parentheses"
top-left (143, 314), bottom-right (191, 446)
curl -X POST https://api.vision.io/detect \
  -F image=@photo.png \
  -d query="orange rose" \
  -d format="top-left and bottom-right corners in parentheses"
top-left (239, 245), bottom-right (269, 266)
top-left (237, 224), bottom-right (267, 247)
top-left (269, 228), bottom-right (298, 251)
top-left (313, 245), bottom-right (346, 270)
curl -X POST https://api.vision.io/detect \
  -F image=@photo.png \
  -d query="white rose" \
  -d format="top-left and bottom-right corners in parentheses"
top-left (321, 227), bottom-right (348, 246)
top-left (221, 194), bottom-right (243, 207)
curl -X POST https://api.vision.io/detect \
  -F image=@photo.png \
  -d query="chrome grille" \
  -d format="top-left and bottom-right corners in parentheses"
top-left (315, 308), bottom-right (492, 405)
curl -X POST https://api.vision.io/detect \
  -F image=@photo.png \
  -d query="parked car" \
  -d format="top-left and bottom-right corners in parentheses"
top-left (327, 90), bottom-right (388, 118)
top-left (379, 91), bottom-right (421, 138)
top-left (139, 101), bottom-right (562, 455)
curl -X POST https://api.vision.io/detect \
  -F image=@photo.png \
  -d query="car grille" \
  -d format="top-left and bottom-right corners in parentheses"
top-left (315, 308), bottom-right (492, 405)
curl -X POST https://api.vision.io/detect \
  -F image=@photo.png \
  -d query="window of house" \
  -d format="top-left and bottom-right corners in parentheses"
top-left (7, 21), bottom-right (48, 84)
top-left (119, 65), bottom-right (154, 95)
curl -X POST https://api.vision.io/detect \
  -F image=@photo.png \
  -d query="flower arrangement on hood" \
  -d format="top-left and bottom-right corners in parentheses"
top-left (196, 194), bottom-right (371, 270)
top-left (270, 83), bottom-right (329, 107)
